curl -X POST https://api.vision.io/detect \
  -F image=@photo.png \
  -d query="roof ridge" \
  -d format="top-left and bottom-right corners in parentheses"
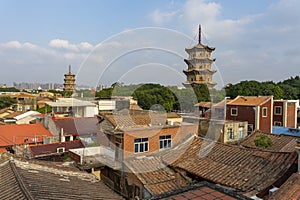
top-left (9, 160), bottom-right (35, 200)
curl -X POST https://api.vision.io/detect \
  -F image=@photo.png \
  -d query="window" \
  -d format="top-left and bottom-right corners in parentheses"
top-left (65, 135), bottom-right (71, 142)
top-left (159, 135), bottom-right (172, 149)
top-left (238, 126), bottom-right (244, 139)
top-left (227, 128), bottom-right (234, 140)
top-left (274, 121), bottom-right (282, 126)
top-left (231, 108), bottom-right (238, 116)
top-left (134, 138), bottom-right (149, 153)
top-left (248, 124), bottom-right (254, 133)
top-left (262, 107), bottom-right (267, 117)
top-left (56, 147), bottom-right (65, 153)
top-left (274, 106), bottom-right (282, 115)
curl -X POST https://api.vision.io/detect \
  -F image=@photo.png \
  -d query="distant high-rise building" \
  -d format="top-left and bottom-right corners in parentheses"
top-left (63, 65), bottom-right (76, 92)
top-left (183, 25), bottom-right (217, 88)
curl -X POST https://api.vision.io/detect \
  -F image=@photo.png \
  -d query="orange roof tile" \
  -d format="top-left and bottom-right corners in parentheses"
top-left (0, 148), bottom-right (7, 153)
top-left (227, 96), bottom-right (272, 106)
top-left (0, 124), bottom-right (52, 147)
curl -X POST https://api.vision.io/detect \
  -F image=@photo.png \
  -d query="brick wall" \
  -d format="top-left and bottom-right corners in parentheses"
top-left (259, 99), bottom-right (272, 133)
top-left (226, 105), bottom-right (256, 129)
top-left (287, 103), bottom-right (297, 128)
top-left (123, 124), bottom-right (198, 158)
top-left (273, 101), bottom-right (284, 125)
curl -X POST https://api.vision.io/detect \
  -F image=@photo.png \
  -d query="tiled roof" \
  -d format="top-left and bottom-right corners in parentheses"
top-left (227, 96), bottom-right (272, 106)
top-left (166, 137), bottom-right (297, 196)
top-left (212, 99), bottom-right (232, 108)
top-left (0, 124), bottom-right (53, 147)
top-left (105, 110), bottom-right (167, 129)
top-left (54, 117), bottom-right (100, 136)
top-left (0, 158), bottom-right (123, 200)
top-left (167, 112), bottom-right (181, 118)
top-left (270, 173), bottom-right (300, 200)
top-left (240, 131), bottom-right (298, 152)
top-left (29, 140), bottom-right (84, 158)
top-left (194, 102), bottom-right (212, 108)
top-left (3, 111), bottom-right (25, 118)
top-left (124, 155), bottom-right (189, 196)
top-left (161, 182), bottom-right (251, 200)
top-left (0, 148), bottom-right (7, 153)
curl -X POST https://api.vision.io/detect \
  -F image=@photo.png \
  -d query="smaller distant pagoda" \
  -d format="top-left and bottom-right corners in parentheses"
top-left (183, 25), bottom-right (217, 88)
top-left (63, 65), bottom-right (76, 92)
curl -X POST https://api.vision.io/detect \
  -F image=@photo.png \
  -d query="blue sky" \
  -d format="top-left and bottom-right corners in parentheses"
top-left (0, 0), bottom-right (299, 88)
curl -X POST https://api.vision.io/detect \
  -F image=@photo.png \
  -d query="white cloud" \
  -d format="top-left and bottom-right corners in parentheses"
top-left (146, 0), bottom-right (300, 85)
top-left (49, 39), bottom-right (94, 52)
top-left (149, 9), bottom-right (178, 25)
top-left (0, 41), bottom-right (22, 49)
top-left (49, 39), bottom-right (79, 51)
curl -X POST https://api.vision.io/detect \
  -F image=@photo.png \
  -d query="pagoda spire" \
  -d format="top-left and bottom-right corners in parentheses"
top-left (69, 65), bottom-right (71, 74)
top-left (198, 24), bottom-right (201, 44)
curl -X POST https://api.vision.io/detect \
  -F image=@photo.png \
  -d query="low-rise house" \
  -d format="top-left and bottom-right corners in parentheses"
top-left (273, 99), bottom-right (299, 128)
top-left (0, 154), bottom-right (123, 199)
top-left (98, 96), bottom-right (142, 113)
top-left (43, 116), bottom-right (102, 145)
top-left (0, 110), bottom-right (24, 124)
top-left (226, 96), bottom-right (273, 133)
top-left (46, 98), bottom-right (98, 118)
top-left (164, 136), bottom-right (297, 198)
top-left (1, 92), bottom-right (38, 111)
top-left (183, 116), bottom-right (248, 143)
top-left (13, 110), bottom-right (40, 124)
top-left (116, 154), bottom-right (190, 199)
top-left (166, 112), bottom-right (182, 124)
top-left (240, 131), bottom-right (298, 152)
top-left (100, 109), bottom-right (198, 160)
top-left (25, 140), bottom-right (84, 161)
top-left (199, 119), bottom-right (248, 143)
top-left (0, 123), bottom-right (53, 155)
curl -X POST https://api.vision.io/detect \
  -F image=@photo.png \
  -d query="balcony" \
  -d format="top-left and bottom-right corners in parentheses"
top-left (69, 146), bottom-right (121, 170)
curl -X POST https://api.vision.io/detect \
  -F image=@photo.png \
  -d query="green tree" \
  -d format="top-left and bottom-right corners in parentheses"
top-left (132, 84), bottom-right (177, 112)
top-left (254, 135), bottom-right (273, 148)
top-left (192, 84), bottom-right (211, 102)
top-left (0, 87), bottom-right (20, 92)
top-left (95, 88), bottom-right (113, 98)
top-left (0, 96), bottom-right (17, 109)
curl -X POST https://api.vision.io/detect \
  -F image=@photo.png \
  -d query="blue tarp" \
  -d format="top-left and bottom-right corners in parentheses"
top-left (272, 126), bottom-right (300, 137)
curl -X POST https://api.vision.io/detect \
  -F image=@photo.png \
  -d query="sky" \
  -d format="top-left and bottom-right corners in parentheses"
top-left (0, 0), bottom-right (300, 89)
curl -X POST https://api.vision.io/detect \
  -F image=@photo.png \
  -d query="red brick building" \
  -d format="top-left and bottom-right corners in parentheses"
top-left (226, 96), bottom-right (273, 133)
top-left (273, 100), bottom-right (299, 128)
top-left (100, 110), bottom-right (198, 160)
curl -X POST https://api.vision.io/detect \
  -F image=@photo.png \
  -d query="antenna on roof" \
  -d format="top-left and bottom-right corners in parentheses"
top-left (198, 24), bottom-right (201, 44)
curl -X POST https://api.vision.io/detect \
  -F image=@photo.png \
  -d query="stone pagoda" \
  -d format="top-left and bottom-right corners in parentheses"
top-left (63, 65), bottom-right (76, 92)
top-left (183, 25), bottom-right (217, 88)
